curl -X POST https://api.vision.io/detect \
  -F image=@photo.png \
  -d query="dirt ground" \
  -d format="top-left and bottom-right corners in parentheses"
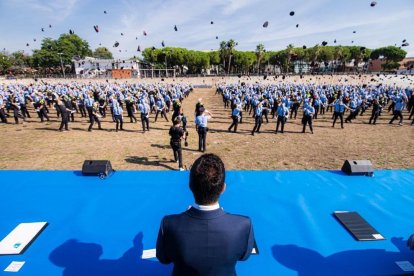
top-left (0, 75), bottom-right (413, 171)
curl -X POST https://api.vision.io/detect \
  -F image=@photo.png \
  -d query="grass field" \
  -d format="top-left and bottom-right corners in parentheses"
top-left (0, 75), bottom-right (413, 170)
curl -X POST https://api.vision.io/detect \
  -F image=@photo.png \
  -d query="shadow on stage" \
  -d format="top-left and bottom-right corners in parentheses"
top-left (272, 237), bottom-right (413, 276)
top-left (49, 232), bottom-right (171, 276)
top-left (125, 156), bottom-right (176, 170)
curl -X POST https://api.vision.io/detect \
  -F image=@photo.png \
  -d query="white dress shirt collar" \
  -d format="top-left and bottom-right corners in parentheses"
top-left (192, 202), bottom-right (220, 211)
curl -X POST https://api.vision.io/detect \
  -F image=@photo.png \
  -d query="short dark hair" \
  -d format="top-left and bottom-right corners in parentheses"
top-left (189, 154), bottom-right (225, 205)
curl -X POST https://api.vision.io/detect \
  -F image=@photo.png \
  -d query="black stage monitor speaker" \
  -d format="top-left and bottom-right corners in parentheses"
top-left (341, 160), bottom-right (374, 176)
top-left (82, 160), bottom-right (113, 177)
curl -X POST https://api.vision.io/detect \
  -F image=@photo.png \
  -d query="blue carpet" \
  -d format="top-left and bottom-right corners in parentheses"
top-left (0, 170), bottom-right (413, 275)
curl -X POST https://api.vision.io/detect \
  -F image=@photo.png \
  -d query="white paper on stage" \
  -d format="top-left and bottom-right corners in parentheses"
top-left (4, 261), bottom-right (25, 272)
top-left (395, 261), bottom-right (414, 272)
top-left (142, 249), bottom-right (156, 259)
top-left (0, 222), bottom-right (48, 255)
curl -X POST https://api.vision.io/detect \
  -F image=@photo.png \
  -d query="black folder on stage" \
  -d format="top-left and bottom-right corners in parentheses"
top-left (333, 211), bottom-right (385, 241)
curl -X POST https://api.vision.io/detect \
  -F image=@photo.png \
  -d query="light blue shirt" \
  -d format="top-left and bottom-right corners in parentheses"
top-left (195, 115), bottom-right (209, 127)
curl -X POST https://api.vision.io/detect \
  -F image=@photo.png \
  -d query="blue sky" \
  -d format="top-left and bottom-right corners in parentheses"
top-left (0, 0), bottom-right (413, 59)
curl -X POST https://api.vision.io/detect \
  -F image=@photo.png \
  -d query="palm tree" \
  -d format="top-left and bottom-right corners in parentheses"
top-left (226, 39), bottom-right (237, 74)
top-left (255, 43), bottom-right (265, 74)
top-left (219, 41), bottom-right (227, 73)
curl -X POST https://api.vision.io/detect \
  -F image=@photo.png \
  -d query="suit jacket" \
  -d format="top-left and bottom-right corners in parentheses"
top-left (156, 207), bottom-right (255, 276)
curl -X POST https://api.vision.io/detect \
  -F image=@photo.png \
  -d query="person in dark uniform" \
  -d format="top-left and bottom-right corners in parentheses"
top-left (302, 103), bottom-right (315, 134)
top-left (10, 96), bottom-right (25, 124)
top-left (368, 99), bottom-right (382, 125)
top-left (63, 96), bottom-right (76, 122)
top-left (88, 102), bottom-right (103, 131)
top-left (290, 96), bottom-right (300, 119)
top-left (98, 96), bottom-right (106, 118)
top-left (0, 95), bottom-right (8, 123)
top-left (195, 98), bottom-right (204, 117)
top-left (172, 99), bottom-right (182, 123)
top-left (78, 95), bottom-right (87, 118)
top-left (56, 97), bottom-right (72, 131)
top-left (169, 117), bottom-right (186, 171)
top-left (34, 97), bottom-right (50, 122)
top-left (262, 98), bottom-right (270, 123)
top-left (125, 96), bottom-right (137, 123)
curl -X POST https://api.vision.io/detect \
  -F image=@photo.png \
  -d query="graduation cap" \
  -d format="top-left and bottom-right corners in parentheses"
top-left (162, 41), bottom-right (165, 47)
top-left (174, 25), bottom-right (178, 31)
top-left (334, 39), bottom-right (337, 43)
top-left (26, 43), bottom-right (30, 47)
top-left (49, 24), bottom-right (52, 28)
top-left (113, 41), bottom-right (119, 47)
top-left (151, 46), bottom-right (156, 50)
top-left (370, 1), bottom-right (377, 7)
top-left (263, 21), bottom-right (269, 28)
top-left (41, 28), bottom-right (44, 32)
top-left (33, 38), bottom-right (37, 42)
top-left (47, 45), bottom-right (52, 50)
top-left (402, 42), bottom-right (409, 47)
top-left (402, 39), bottom-right (407, 43)
top-left (263, 75), bottom-right (267, 80)
top-left (238, 74), bottom-right (242, 78)
top-left (296, 24), bottom-right (299, 28)
top-left (289, 11), bottom-right (295, 16)
top-left (351, 40), bottom-right (354, 43)
top-left (143, 31), bottom-right (147, 36)
top-left (69, 29), bottom-right (74, 35)
top-left (94, 25), bottom-right (99, 33)
top-left (360, 46), bottom-right (366, 51)
top-left (322, 41), bottom-right (328, 46)
top-left (211, 21), bottom-right (214, 24)
top-left (353, 31), bottom-right (356, 33)
top-left (104, 10), bottom-right (107, 14)
top-left (121, 33), bottom-right (124, 36)
top-left (216, 36), bottom-right (219, 39)
top-left (302, 45), bottom-right (307, 49)
top-left (137, 45), bottom-right (141, 52)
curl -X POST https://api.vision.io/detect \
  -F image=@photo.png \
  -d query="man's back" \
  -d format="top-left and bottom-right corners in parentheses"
top-left (156, 207), bottom-right (254, 276)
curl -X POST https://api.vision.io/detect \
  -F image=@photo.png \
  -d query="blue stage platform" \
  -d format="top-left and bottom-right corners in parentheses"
top-left (0, 170), bottom-right (413, 275)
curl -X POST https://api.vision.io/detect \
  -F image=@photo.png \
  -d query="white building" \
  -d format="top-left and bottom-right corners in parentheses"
top-left (72, 57), bottom-right (140, 78)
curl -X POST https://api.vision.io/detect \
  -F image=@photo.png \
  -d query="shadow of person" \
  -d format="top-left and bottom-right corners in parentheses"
top-left (49, 232), bottom-right (172, 276)
top-left (272, 237), bottom-right (414, 276)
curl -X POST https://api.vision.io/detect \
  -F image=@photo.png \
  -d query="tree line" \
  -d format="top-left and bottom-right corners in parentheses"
top-left (0, 34), bottom-right (408, 75)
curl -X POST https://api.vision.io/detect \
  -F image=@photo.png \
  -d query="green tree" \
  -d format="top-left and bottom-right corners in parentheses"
top-left (0, 54), bottom-right (12, 74)
top-left (371, 46), bottom-right (406, 71)
top-left (32, 34), bottom-right (92, 71)
top-left (255, 43), bottom-right (265, 73)
top-left (93, 47), bottom-right (113, 59)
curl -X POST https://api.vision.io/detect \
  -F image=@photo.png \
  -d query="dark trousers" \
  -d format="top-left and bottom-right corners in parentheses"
top-left (13, 109), bottom-right (24, 124)
top-left (0, 108), bottom-right (7, 123)
top-left (88, 115), bottom-right (102, 131)
top-left (171, 141), bottom-right (183, 168)
top-left (313, 106), bottom-right (319, 119)
top-left (252, 116), bottom-right (262, 134)
top-left (369, 111), bottom-right (380, 124)
top-left (333, 111), bottom-right (344, 128)
top-left (59, 113), bottom-right (69, 130)
top-left (228, 116), bottom-right (239, 132)
top-left (155, 109), bottom-right (168, 122)
top-left (79, 105), bottom-right (87, 117)
top-left (302, 115), bottom-right (313, 133)
top-left (320, 105), bottom-right (326, 115)
top-left (114, 115), bottom-right (124, 131)
top-left (141, 113), bottom-right (149, 131)
top-left (276, 116), bottom-right (286, 133)
top-left (99, 106), bottom-right (106, 118)
top-left (197, 127), bottom-right (207, 152)
top-left (389, 110), bottom-right (403, 124)
top-left (263, 109), bottom-right (269, 123)
top-left (37, 108), bottom-right (49, 122)
top-left (409, 108), bottom-right (414, 120)
top-left (290, 107), bottom-right (298, 119)
top-left (346, 109), bottom-right (359, 122)
top-left (20, 105), bottom-right (30, 118)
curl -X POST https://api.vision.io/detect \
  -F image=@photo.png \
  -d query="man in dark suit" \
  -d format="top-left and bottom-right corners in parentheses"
top-left (156, 154), bottom-right (255, 276)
